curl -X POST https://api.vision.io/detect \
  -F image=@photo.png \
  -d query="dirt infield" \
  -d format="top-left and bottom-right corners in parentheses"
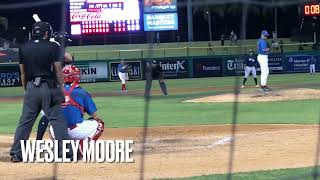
top-left (1, 82), bottom-right (320, 103)
top-left (184, 88), bottom-right (320, 103)
top-left (0, 124), bottom-right (318, 180)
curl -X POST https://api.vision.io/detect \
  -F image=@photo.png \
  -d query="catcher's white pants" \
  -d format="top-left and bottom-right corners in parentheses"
top-left (118, 72), bottom-right (126, 84)
top-left (257, 54), bottom-right (269, 86)
top-left (49, 120), bottom-right (99, 140)
top-left (310, 64), bottom-right (316, 74)
top-left (244, 66), bottom-right (257, 78)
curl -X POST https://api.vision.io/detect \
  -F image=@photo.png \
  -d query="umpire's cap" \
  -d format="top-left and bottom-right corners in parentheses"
top-left (32, 21), bottom-right (53, 40)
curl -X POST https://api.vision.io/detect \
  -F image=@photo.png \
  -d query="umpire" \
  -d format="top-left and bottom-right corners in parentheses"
top-left (145, 60), bottom-right (168, 96)
top-left (10, 21), bottom-right (72, 162)
top-left (36, 31), bottom-right (74, 141)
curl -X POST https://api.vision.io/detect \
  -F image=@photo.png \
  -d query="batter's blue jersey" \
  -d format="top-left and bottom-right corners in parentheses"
top-left (245, 55), bottom-right (258, 67)
top-left (257, 38), bottom-right (269, 55)
top-left (62, 85), bottom-right (97, 126)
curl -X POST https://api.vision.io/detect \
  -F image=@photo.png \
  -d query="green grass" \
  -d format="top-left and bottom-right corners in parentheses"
top-left (1, 73), bottom-right (320, 134)
top-left (0, 73), bottom-right (317, 97)
top-left (158, 167), bottom-right (320, 180)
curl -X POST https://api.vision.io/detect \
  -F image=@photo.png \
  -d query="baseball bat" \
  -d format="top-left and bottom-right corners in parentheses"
top-left (32, 14), bottom-right (41, 22)
top-left (32, 14), bottom-right (58, 44)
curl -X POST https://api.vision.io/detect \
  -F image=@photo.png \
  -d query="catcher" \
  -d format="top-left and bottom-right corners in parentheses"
top-left (49, 65), bottom-right (104, 153)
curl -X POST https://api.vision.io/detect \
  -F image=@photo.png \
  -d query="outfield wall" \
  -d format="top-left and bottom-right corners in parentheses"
top-left (1, 51), bottom-right (320, 87)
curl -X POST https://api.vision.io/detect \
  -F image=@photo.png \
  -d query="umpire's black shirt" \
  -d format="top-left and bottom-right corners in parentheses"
top-left (152, 64), bottom-right (162, 79)
top-left (19, 40), bottom-right (64, 81)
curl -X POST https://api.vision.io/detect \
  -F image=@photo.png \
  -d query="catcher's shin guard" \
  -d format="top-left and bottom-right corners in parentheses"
top-left (88, 118), bottom-right (105, 141)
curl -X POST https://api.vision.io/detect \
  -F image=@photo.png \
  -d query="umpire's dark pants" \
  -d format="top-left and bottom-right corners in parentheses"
top-left (10, 82), bottom-right (71, 159)
top-left (145, 73), bottom-right (168, 96)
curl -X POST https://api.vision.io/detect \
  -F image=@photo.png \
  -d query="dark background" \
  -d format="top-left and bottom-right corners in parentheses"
top-left (0, 0), bottom-right (317, 45)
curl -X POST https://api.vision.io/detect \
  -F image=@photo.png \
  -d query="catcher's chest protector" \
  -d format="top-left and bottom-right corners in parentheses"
top-left (61, 85), bottom-right (85, 115)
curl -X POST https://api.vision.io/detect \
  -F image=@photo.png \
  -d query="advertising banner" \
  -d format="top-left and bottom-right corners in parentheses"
top-left (109, 61), bottom-right (142, 81)
top-left (193, 58), bottom-right (223, 77)
top-left (75, 61), bottom-right (109, 83)
top-left (223, 56), bottom-right (246, 76)
top-left (284, 55), bottom-right (316, 72)
top-left (69, 0), bottom-right (141, 35)
top-left (154, 58), bottom-right (189, 78)
top-left (144, 13), bottom-right (178, 31)
top-left (0, 65), bottom-right (21, 87)
top-left (0, 49), bottom-right (19, 63)
top-left (143, 0), bottom-right (177, 13)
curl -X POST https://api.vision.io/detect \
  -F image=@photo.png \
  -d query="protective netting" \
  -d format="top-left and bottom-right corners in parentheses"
top-left (0, 0), bottom-right (319, 180)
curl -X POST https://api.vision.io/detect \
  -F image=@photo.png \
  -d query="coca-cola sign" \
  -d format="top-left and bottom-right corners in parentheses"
top-left (71, 12), bottom-right (102, 22)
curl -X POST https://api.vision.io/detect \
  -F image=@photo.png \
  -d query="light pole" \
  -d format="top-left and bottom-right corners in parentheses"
top-left (206, 11), bottom-right (212, 41)
top-left (274, 7), bottom-right (278, 37)
top-left (187, 0), bottom-right (193, 42)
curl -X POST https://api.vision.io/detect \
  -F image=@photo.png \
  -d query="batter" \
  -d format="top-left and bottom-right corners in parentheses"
top-left (241, 49), bottom-right (259, 88)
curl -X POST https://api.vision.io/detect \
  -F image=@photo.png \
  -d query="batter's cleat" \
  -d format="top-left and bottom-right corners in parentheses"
top-left (255, 85), bottom-right (260, 88)
top-left (241, 85), bottom-right (244, 89)
top-left (11, 154), bottom-right (22, 163)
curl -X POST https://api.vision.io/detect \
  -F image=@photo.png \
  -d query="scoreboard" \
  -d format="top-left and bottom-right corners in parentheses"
top-left (304, 4), bottom-right (320, 16)
top-left (68, 0), bottom-right (179, 35)
top-left (69, 0), bottom-right (141, 35)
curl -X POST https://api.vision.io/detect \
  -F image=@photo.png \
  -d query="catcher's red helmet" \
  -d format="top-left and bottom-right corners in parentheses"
top-left (62, 65), bottom-right (80, 84)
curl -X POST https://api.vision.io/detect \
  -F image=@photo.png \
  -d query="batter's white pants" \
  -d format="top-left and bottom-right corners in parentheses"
top-left (49, 120), bottom-right (99, 140)
top-left (257, 54), bottom-right (269, 86)
top-left (118, 72), bottom-right (126, 84)
top-left (244, 66), bottom-right (257, 78)
top-left (310, 64), bottom-right (316, 74)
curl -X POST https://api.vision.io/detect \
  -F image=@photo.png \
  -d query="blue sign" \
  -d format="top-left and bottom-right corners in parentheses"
top-left (284, 55), bottom-right (314, 72)
top-left (144, 13), bottom-right (178, 31)
top-left (0, 65), bottom-right (21, 87)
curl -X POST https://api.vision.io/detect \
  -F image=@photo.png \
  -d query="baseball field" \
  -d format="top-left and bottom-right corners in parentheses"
top-left (1, 73), bottom-right (320, 179)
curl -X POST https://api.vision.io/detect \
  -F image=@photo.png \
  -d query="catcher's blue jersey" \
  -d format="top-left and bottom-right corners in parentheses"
top-left (62, 85), bottom-right (97, 126)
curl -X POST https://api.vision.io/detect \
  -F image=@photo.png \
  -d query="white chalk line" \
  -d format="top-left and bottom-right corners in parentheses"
top-left (147, 128), bottom-right (316, 143)
top-left (132, 128), bottom-right (318, 153)
top-left (205, 128), bottom-right (318, 149)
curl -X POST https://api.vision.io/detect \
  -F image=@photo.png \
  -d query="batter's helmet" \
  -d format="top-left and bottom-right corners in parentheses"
top-left (261, 30), bottom-right (269, 37)
top-left (32, 21), bottom-right (53, 40)
top-left (62, 65), bottom-right (81, 85)
top-left (53, 31), bottom-right (72, 47)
